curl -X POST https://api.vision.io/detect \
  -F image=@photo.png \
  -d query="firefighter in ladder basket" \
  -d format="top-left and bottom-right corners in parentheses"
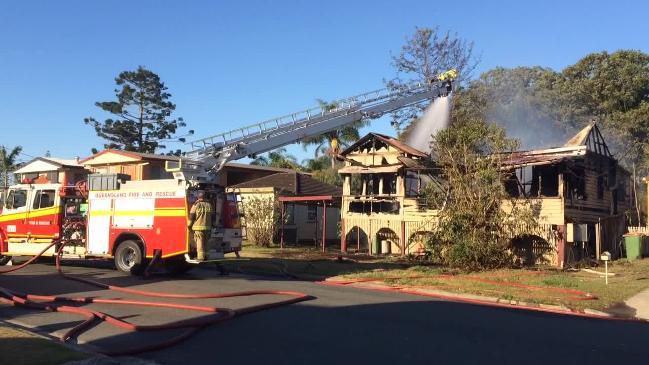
top-left (187, 191), bottom-right (213, 262)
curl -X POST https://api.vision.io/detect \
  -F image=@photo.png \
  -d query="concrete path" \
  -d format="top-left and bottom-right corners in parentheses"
top-left (625, 288), bottom-right (649, 320)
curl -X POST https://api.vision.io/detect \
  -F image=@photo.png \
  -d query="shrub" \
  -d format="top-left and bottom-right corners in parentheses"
top-left (243, 195), bottom-right (283, 247)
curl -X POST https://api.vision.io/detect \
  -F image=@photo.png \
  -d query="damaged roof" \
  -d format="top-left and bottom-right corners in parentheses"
top-left (500, 146), bottom-right (588, 168)
top-left (501, 123), bottom-right (612, 168)
top-left (340, 133), bottom-right (428, 158)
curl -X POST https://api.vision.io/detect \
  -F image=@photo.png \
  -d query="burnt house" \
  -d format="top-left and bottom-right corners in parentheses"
top-left (338, 133), bottom-right (441, 255)
top-left (339, 124), bottom-right (631, 267)
top-left (502, 123), bottom-right (631, 266)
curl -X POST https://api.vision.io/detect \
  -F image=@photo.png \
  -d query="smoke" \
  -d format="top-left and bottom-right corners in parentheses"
top-left (406, 94), bottom-right (453, 152)
top-left (485, 92), bottom-right (576, 150)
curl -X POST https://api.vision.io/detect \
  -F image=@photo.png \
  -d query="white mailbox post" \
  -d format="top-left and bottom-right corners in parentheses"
top-left (600, 251), bottom-right (611, 285)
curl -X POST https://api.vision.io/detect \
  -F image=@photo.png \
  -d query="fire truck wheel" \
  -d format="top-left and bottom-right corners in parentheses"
top-left (0, 255), bottom-right (11, 266)
top-left (114, 240), bottom-right (145, 274)
top-left (164, 257), bottom-right (193, 275)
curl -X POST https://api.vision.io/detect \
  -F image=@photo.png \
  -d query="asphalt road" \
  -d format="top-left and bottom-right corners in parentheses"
top-left (1, 261), bottom-right (649, 365)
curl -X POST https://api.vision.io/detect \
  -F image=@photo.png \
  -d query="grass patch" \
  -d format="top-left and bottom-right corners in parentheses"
top-left (0, 324), bottom-right (89, 365)
top-left (334, 259), bottom-right (649, 311)
top-left (237, 243), bottom-right (649, 313)
top-left (232, 241), bottom-right (423, 279)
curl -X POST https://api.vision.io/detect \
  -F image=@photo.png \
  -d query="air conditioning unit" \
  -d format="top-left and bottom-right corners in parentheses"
top-left (566, 223), bottom-right (588, 242)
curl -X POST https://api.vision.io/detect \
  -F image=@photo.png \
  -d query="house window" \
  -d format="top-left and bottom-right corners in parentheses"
top-left (33, 189), bottom-right (56, 210)
top-left (349, 175), bottom-right (363, 195)
top-left (364, 175), bottom-right (380, 195)
top-left (284, 203), bottom-right (295, 224)
top-left (405, 171), bottom-right (421, 197)
top-left (382, 174), bottom-right (397, 195)
top-left (566, 166), bottom-right (587, 200)
top-left (530, 165), bottom-right (559, 197)
top-left (307, 205), bottom-right (317, 222)
top-left (47, 171), bottom-right (59, 183)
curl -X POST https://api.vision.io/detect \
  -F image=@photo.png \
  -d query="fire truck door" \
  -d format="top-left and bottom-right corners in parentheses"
top-left (1, 187), bottom-right (30, 237)
top-left (26, 188), bottom-right (58, 238)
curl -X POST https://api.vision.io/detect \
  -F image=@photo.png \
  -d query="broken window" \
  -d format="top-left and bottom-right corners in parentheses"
top-left (565, 165), bottom-right (587, 200)
top-left (531, 165), bottom-right (559, 197)
top-left (348, 200), bottom-right (400, 214)
top-left (349, 175), bottom-right (363, 195)
top-left (405, 171), bottom-right (422, 197)
top-left (381, 174), bottom-right (397, 195)
top-left (504, 172), bottom-right (521, 197)
top-left (371, 175), bottom-right (380, 195)
top-left (515, 166), bottom-right (534, 197)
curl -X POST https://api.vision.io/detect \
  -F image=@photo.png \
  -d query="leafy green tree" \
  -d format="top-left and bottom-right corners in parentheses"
top-left (251, 148), bottom-right (301, 170)
top-left (542, 50), bottom-right (649, 168)
top-left (0, 145), bottom-right (22, 189)
top-left (301, 99), bottom-right (367, 168)
top-left (424, 110), bottom-right (538, 271)
top-left (302, 155), bottom-right (330, 172)
top-left (84, 66), bottom-right (192, 154)
top-left (457, 66), bottom-right (572, 149)
top-left (389, 26), bottom-right (479, 133)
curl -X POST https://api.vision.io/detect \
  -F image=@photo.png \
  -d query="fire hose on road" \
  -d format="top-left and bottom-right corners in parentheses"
top-left (0, 240), bottom-right (313, 356)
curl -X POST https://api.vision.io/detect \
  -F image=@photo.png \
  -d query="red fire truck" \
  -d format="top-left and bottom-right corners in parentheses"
top-left (0, 75), bottom-right (454, 274)
top-left (0, 176), bottom-right (242, 273)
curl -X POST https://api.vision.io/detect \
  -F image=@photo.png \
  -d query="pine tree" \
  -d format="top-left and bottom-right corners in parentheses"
top-left (84, 66), bottom-right (192, 153)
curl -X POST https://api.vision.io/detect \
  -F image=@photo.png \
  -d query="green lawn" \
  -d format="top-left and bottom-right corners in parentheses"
top-left (0, 324), bottom-right (89, 365)
top-left (235, 242), bottom-right (649, 313)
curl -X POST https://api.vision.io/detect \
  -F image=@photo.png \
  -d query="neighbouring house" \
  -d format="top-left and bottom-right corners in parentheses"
top-left (216, 163), bottom-right (300, 187)
top-left (80, 149), bottom-right (296, 184)
top-left (229, 171), bottom-right (342, 247)
top-left (337, 123), bottom-right (633, 267)
top-left (13, 157), bottom-right (88, 185)
top-left (80, 150), bottom-right (180, 180)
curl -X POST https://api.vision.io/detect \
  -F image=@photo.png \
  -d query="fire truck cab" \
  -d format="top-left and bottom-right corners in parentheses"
top-left (0, 183), bottom-right (62, 257)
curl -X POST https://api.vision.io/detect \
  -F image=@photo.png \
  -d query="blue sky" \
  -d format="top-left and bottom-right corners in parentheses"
top-left (1, 0), bottom-right (648, 164)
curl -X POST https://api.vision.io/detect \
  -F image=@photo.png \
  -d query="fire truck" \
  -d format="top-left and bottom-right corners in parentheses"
top-left (0, 74), bottom-right (455, 274)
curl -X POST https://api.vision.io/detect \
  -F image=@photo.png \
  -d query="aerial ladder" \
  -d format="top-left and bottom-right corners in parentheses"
top-left (172, 73), bottom-right (455, 182)
top-left (0, 71), bottom-right (455, 272)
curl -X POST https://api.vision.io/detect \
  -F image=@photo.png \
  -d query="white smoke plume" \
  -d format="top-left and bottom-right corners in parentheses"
top-left (487, 93), bottom-right (575, 150)
top-left (406, 94), bottom-right (453, 152)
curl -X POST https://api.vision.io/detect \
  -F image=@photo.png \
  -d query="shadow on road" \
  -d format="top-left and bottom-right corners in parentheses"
top-left (95, 297), bottom-right (649, 365)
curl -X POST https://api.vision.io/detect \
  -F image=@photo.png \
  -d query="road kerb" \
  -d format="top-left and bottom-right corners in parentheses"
top-left (319, 279), bottom-right (647, 322)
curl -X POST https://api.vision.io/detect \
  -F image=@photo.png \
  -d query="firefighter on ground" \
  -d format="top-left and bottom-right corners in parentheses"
top-left (187, 191), bottom-right (213, 261)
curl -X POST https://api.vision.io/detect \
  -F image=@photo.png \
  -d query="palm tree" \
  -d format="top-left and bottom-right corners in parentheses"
top-left (251, 148), bottom-right (301, 170)
top-left (301, 99), bottom-right (368, 169)
top-left (0, 145), bottom-right (22, 190)
top-left (302, 155), bottom-right (330, 172)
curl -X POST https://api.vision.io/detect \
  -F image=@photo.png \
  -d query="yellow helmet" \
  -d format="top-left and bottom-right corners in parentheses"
top-left (438, 69), bottom-right (458, 81)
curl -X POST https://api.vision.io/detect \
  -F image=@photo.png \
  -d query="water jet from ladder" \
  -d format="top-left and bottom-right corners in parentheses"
top-left (406, 93), bottom-right (453, 153)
